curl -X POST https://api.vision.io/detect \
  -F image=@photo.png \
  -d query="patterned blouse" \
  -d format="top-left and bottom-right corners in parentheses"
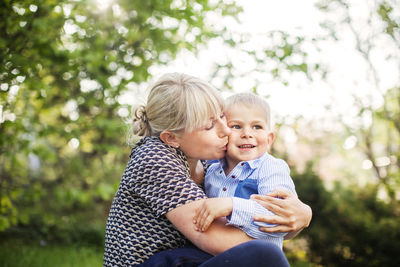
top-left (103, 136), bottom-right (206, 266)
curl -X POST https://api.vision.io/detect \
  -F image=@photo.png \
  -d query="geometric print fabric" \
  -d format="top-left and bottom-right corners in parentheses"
top-left (103, 136), bottom-right (206, 266)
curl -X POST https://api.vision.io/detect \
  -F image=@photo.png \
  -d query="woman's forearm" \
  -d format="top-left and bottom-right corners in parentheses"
top-left (166, 199), bottom-right (253, 255)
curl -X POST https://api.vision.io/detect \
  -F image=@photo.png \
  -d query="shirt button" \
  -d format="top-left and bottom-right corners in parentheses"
top-left (241, 162), bottom-right (245, 166)
top-left (231, 175), bottom-right (236, 178)
top-left (219, 170), bottom-right (223, 174)
top-left (222, 187), bottom-right (227, 191)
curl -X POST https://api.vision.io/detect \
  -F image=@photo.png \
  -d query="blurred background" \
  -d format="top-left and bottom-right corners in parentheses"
top-left (0, 0), bottom-right (399, 266)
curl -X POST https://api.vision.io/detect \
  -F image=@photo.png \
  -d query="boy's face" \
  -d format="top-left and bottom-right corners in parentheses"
top-left (225, 104), bottom-right (274, 167)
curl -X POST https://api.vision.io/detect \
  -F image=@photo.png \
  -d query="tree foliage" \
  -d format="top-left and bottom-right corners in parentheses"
top-left (0, 0), bottom-right (241, 231)
top-left (292, 163), bottom-right (400, 267)
top-left (286, 1), bottom-right (400, 266)
top-left (1, 1), bottom-right (400, 266)
top-left (316, 0), bottom-right (400, 198)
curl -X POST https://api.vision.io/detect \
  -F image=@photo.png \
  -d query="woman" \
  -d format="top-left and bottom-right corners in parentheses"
top-left (103, 73), bottom-right (311, 266)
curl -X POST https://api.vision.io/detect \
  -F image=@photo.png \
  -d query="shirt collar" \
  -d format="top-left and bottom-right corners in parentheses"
top-left (220, 152), bottom-right (269, 170)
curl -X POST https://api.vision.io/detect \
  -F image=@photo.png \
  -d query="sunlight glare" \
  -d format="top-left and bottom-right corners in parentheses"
top-left (68, 138), bottom-right (80, 149)
top-left (97, 0), bottom-right (114, 10)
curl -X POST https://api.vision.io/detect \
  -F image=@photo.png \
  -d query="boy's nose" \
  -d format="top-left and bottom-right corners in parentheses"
top-left (241, 127), bottom-right (252, 138)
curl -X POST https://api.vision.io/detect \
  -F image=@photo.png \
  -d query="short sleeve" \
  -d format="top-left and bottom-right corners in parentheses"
top-left (130, 140), bottom-right (206, 217)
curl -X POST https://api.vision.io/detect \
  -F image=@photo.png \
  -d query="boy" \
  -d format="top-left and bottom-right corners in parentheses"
top-left (193, 92), bottom-right (296, 249)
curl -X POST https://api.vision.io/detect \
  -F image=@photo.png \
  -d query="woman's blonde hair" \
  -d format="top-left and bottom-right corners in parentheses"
top-left (225, 92), bottom-right (271, 130)
top-left (130, 73), bottom-right (224, 142)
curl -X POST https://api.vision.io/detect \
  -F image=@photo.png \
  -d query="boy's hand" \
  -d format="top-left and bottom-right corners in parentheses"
top-left (193, 198), bottom-right (233, 232)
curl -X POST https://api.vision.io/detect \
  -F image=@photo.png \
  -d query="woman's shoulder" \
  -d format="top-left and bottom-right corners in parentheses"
top-left (130, 136), bottom-right (187, 168)
top-left (132, 136), bottom-right (171, 156)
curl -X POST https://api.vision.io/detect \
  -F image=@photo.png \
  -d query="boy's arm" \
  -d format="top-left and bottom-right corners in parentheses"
top-left (193, 197), bottom-right (233, 232)
top-left (227, 159), bottom-right (296, 239)
top-left (227, 197), bottom-right (286, 239)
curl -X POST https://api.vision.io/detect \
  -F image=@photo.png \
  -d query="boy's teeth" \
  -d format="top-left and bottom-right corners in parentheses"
top-left (240, 145), bottom-right (254, 148)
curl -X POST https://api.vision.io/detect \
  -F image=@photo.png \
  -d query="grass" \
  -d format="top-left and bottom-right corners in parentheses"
top-left (0, 233), bottom-right (315, 267)
top-left (0, 239), bottom-right (103, 267)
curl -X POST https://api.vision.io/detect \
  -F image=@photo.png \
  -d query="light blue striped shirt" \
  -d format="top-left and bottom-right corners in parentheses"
top-left (205, 152), bottom-right (296, 249)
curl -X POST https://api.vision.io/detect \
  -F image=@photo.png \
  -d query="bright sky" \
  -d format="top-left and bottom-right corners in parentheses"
top-left (97, 0), bottom-right (399, 178)
top-left (123, 0), bottom-right (399, 134)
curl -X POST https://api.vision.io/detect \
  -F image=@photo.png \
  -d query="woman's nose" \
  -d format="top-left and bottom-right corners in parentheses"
top-left (217, 118), bottom-right (231, 137)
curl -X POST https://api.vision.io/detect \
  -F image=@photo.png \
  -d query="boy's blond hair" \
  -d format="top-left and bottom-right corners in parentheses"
top-left (225, 92), bottom-right (271, 130)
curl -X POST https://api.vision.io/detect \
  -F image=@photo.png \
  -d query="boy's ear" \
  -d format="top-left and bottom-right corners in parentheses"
top-left (267, 132), bottom-right (275, 146)
top-left (160, 130), bottom-right (180, 148)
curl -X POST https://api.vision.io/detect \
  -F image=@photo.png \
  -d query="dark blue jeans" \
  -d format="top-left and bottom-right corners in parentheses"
top-left (139, 240), bottom-right (290, 267)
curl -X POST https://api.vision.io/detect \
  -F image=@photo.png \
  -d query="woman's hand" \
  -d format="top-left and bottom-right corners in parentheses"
top-left (250, 189), bottom-right (312, 239)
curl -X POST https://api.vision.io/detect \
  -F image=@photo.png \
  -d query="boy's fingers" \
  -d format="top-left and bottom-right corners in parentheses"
top-left (193, 211), bottom-right (200, 230)
top-left (198, 210), bottom-right (210, 231)
top-left (196, 207), bottom-right (208, 230)
top-left (194, 206), bottom-right (206, 230)
top-left (203, 216), bottom-right (214, 232)
top-left (196, 209), bottom-right (203, 231)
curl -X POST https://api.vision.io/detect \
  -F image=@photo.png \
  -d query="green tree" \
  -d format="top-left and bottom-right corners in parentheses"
top-left (0, 0), bottom-right (241, 232)
top-left (292, 163), bottom-right (400, 267)
top-left (316, 0), bottom-right (400, 200)
top-left (285, 1), bottom-right (400, 266)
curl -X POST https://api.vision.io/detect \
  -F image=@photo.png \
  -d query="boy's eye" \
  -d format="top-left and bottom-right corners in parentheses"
top-left (231, 125), bottom-right (241, 129)
top-left (253, 125), bottom-right (262, 130)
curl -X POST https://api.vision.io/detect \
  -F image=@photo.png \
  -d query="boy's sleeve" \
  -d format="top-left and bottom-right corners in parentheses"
top-left (228, 197), bottom-right (286, 239)
top-left (254, 158), bottom-right (296, 228)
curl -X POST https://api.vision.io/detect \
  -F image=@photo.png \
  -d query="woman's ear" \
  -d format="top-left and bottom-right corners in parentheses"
top-left (160, 130), bottom-right (180, 148)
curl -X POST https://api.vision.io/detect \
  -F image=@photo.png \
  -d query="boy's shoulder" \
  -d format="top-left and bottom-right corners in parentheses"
top-left (256, 153), bottom-right (290, 171)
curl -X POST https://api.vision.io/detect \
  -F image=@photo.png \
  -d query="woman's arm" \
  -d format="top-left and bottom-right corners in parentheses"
top-left (250, 189), bottom-right (312, 239)
top-left (166, 199), bottom-right (253, 255)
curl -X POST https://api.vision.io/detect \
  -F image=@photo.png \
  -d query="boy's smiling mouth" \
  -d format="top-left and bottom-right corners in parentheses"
top-left (238, 144), bottom-right (255, 148)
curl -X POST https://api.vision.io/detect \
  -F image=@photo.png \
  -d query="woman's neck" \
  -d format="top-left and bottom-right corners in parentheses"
top-left (187, 158), bottom-right (204, 185)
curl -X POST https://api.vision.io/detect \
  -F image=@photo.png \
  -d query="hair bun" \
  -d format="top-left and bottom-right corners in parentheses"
top-left (135, 106), bottom-right (148, 123)
top-left (130, 105), bottom-right (151, 138)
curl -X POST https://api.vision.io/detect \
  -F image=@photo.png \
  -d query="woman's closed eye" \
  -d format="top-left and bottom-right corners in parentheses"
top-left (205, 113), bottom-right (225, 130)
top-left (205, 121), bottom-right (215, 130)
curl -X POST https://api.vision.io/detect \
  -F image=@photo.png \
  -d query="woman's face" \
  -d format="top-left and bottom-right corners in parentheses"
top-left (176, 114), bottom-right (230, 161)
